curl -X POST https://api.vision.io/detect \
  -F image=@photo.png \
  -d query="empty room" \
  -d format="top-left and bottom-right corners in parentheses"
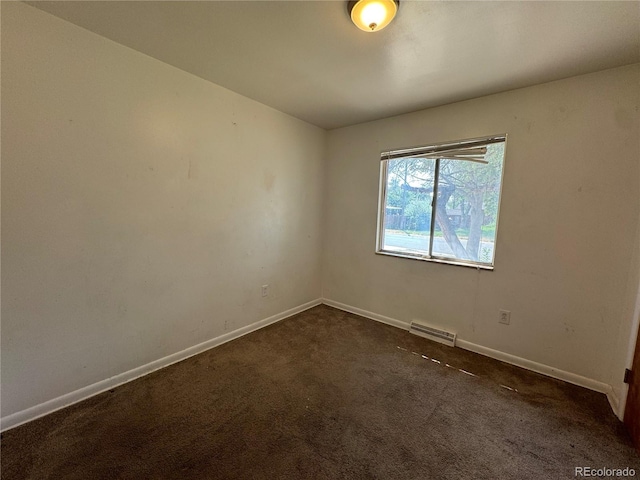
top-left (2, 1), bottom-right (640, 478)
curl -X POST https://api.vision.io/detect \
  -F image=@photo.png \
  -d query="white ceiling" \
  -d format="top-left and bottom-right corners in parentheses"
top-left (27, 1), bottom-right (640, 129)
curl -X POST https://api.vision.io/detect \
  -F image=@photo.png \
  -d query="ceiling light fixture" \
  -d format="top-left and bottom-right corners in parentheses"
top-left (348, 0), bottom-right (399, 32)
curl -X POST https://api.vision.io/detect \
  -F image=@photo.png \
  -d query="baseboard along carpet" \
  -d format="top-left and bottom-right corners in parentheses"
top-left (2, 305), bottom-right (638, 479)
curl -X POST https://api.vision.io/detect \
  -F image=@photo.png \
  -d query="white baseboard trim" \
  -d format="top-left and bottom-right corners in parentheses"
top-left (322, 298), bottom-right (613, 397)
top-left (615, 384), bottom-right (629, 421)
top-left (455, 339), bottom-right (611, 394)
top-left (321, 299), bottom-right (411, 330)
top-left (607, 389), bottom-right (621, 419)
top-left (1, 298), bottom-right (322, 432)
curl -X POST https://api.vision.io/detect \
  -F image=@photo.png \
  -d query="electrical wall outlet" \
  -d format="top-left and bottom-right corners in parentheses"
top-left (499, 309), bottom-right (511, 325)
top-left (261, 285), bottom-right (269, 297)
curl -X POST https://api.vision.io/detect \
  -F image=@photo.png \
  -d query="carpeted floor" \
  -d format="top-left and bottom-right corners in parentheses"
top-left (2, 305), bottom-right (639, 479)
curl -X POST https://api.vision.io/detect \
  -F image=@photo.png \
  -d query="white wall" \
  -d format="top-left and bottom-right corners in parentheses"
top-left (1, 3), bottom-right (325, 418)
top-left (611, 201), bottom-right (640, 417)
top-left (322, 64), bottom-right (640, 387)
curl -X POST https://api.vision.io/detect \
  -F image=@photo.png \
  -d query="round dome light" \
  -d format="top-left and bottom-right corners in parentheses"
top-left (348, 0), bottom-right (399, 32)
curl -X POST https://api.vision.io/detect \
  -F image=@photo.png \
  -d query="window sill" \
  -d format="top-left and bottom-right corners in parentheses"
top-left (375, 250), bottom-right (494, 270)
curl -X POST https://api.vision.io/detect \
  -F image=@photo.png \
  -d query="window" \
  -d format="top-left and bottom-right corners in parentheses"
top-left (376, 135), bottom-right (507, 269)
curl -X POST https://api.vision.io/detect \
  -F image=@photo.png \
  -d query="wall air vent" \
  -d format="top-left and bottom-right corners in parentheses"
top-left (409, 321), bottom-right (456, 347)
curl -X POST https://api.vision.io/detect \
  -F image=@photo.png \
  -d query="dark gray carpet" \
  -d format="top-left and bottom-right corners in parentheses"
top-left (2, 305), bottom-right (639, 479)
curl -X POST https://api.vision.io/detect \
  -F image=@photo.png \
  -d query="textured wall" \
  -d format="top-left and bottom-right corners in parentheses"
top-left (322, 64), bottom-right (640, 387)
top-left (1, 3), bottom-right (325, 416)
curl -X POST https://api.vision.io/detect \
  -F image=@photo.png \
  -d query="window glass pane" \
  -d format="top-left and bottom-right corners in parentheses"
top-left (382, 157), bottom-right (435, 254)
top-left (431, 142), bottom-right (505, 264)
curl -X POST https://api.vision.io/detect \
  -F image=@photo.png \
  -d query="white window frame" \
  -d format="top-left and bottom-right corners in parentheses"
top-left (375, 134), bottom-right (507, 270)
